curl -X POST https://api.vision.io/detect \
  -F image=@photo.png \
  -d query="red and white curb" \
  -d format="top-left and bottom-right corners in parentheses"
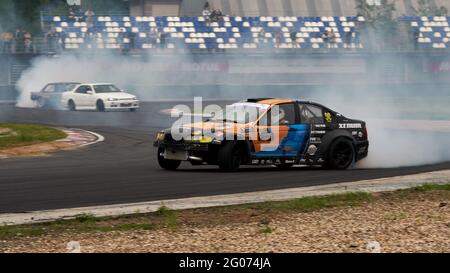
top-left (56, 128), bottom-right (105, 147)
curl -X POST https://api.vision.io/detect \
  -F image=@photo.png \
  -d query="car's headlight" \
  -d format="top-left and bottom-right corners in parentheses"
top-left (191, 136), bottom-right (213, 143)
top-left (132, 97), bottom-right (137, 100)
top-left (155, 131), bottom-right (165, 141)
top-left (107, 98), bottom-right (119, 101)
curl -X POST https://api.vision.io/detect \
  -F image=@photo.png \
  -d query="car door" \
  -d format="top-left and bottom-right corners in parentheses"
top-left (254, 103), bottom-right (309, 157)
top-left (73, 85), bottom-right (91, 107)
top-left (298, 103), bottom-right (327, 150)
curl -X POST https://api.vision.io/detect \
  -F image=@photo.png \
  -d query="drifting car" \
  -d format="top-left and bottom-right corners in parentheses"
top-left (154, 98), bottom-right (369, 171)
top-left (61, 83), bottom-right (139, 112)
top-left (30, 82), bottom-right (80, 108)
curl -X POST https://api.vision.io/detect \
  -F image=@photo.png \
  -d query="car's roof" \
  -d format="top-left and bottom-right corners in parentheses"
top-left (47, 82), bottom-right (81, 85)
top-left (81, 83), bottom-right (114, 85)
top-left (247, 98), bottom-right (294, 105)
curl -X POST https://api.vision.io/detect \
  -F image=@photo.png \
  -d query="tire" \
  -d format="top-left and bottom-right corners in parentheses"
top-left (129, 108), bottom-right (137, 112)
top-left (157, 147), bottom-right (181, 170)
top-left (68, 100), bottom-right (76, 111)
top-left (217, 141), bottom-right (242, 171)
top-left (326, 138), bottom-right (355, 170)
top-left (96, 100), bottom-right (105, 112)
top-left (36, 98), bottom-right (46, 108)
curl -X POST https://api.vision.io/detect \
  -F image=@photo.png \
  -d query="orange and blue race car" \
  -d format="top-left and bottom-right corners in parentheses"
top-left (154, 98), bottom-right (369, 171)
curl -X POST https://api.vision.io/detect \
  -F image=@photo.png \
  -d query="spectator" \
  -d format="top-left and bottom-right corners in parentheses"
top-left (322, 29), bottom-right (330, 48)
top-left (15, 28), bottom-right (24, 52)
top-left (159, 31), bottom-right (167, 50)
top-left (23, 30), bottom-right (32, 53)
top-left (274, 31), bottom-right (283, 48)
top-left (345, 29), bottom-right (353, 49)
top-left (210, 9), bottom-right (223, 23)
top-left (60, 29), bottom-right (67, 50)
top-left (68, 6), bottom-right (76, 22)
top-left (45, 29), bottom-right (58, 52)
top-left (148, 28), bottom-right (158, 48)
top-left (328, 29), bottom-right (336, 48)
top-left (85, 8), bottom-right (95, 27)
top-left (258, 28), bottom-right (265, 43)
top-left (413, 27), bottom-right (420, 50)
top-left (202, 6), bottom-right (211, 26)
top-left (203, 1), bottom-right (210, 10)
top-left (1, 31), bottom-right (13, 53)
top-left (290, 31), bottom-right (299, 48)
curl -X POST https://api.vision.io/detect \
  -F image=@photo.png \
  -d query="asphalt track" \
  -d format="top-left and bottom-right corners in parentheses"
top-left (1, 102), bottom-right (450, 213)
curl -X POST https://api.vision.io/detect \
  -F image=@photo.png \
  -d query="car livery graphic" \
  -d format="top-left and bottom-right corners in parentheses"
top-left (154, 98), bottom-right (369, 171)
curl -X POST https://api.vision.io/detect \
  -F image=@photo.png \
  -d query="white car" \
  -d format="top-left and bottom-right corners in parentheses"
top-left (61, 83), bottom-right (139, 112)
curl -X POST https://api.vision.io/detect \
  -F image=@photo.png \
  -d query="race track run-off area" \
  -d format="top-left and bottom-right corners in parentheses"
top-left (0, 102), bottom-right (450, 214)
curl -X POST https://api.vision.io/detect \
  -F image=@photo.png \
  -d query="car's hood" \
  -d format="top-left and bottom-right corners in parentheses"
top-left (95, 92), bottom-right (136, 100)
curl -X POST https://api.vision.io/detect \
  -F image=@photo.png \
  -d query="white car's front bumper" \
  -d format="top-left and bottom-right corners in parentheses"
top-left (105, 100), bottom-right (140, 110)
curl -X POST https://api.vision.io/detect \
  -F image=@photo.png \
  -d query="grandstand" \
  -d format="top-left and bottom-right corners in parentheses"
top-left (42, 15), bottom-right (365, 50)
top-left (400, 16), bottom-right (450, 49)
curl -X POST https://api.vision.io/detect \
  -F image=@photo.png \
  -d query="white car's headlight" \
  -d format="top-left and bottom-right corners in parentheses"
top-left (107, 98), bottom-right (119, 101)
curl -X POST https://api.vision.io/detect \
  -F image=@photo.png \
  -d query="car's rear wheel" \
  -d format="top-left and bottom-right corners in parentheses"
top-left (68, 100), bottom-right (76, 111)
top-left (157, 147), bottom-right (181, 170)
top-left (326, 138), bottom-right (355, 170)
top-left (218, 141), bottom-right (242, 172)
top-left (96, 100), bottom-right (105, 112)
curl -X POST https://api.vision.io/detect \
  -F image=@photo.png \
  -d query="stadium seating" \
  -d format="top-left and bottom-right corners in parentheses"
top-left (42, 15), bottom-right (366, 50)
top-left (399, 16), bottom-right (450, 49)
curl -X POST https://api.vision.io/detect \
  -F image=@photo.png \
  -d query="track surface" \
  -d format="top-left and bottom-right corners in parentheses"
top-left (1, 102), bottom-right (450, 213)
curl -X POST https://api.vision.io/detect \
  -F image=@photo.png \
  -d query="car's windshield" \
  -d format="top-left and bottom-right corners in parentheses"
top-left (55, 83), bottom-right (79, 92)
top-left (209, 103), bottom-right (269, 124)
top-left (94, 84), bottom-right (121, 93)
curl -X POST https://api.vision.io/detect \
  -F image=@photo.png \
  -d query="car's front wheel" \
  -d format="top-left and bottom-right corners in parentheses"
top-left (96, 100), bottom-right (105, 112)
top-left (36, 98), bottom-right (46, 108)
top-left (326, 138), bottom-right (355, 170)
top-left (218, 141), bottom-right (242, 172)
top-left (68, 100), bottom-right (76, 111)
top-left (157, 147), bottom-right (181, 170)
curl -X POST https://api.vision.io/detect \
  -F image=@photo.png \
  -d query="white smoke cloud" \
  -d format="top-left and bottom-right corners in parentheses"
top-left (14, 50), bottom-right (450, 169)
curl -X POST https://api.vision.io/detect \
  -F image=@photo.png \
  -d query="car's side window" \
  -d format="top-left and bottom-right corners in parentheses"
top-left (259, 103), bottom-right (296, 126)
top-left (43, 84), bottom-right (55, 93)
top-left (299, 104), bottom-right (325, 124)
top-left (75, 85), bottom-right (88, 94)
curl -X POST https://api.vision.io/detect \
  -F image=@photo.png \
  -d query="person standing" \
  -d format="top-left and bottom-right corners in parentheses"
top-left (15, 28), bottom-right (24, 52)
top-left (1, 31), bottom-right (13, 53)
top-left (23, 30), bottom-right (32, 53)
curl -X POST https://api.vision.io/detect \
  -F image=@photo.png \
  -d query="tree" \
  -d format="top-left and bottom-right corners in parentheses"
top-left (412, 0), bottom-right (448, 16)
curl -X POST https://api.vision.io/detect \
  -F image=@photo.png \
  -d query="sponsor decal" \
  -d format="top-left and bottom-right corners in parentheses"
top-left (311, 130), bottom-right (326, 134)
top-left (339, 123), bottom-right (362, 129)
top-left (314, 124), bottom-right (326, 128)
top-left (358, 131), bottom-right (364, 138)
top-left (310, 137), bottom-right (322, 144)
top-left (324, 112), bottom-right (333, 123)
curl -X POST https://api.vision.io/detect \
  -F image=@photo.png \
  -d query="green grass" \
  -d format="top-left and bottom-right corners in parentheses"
top-left (241, 191), bottom-right (373, 213)
top-left (0, 123), bottom-right (67, 149)
top-left (0, 183), bottom-right (448, 241)
top-left (156, 206), bottom-right (178, 229)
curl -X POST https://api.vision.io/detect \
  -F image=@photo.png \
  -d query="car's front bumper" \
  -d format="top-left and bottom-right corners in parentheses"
top-left (105, 100), bottom-right (139, 109)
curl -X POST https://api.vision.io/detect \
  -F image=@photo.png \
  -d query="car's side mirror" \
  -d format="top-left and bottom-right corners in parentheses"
top-left (86, 90), bottom-right (93, 94)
